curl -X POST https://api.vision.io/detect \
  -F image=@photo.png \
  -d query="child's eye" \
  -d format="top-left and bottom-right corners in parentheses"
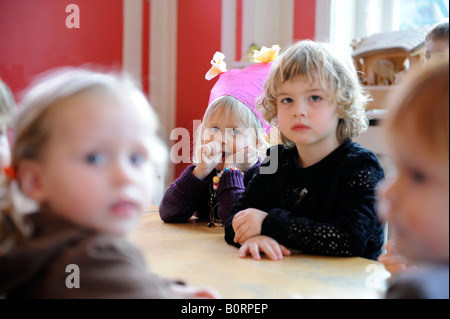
top-left (280, 97), bottom-right (293, 104)
top-left (230, 128), bottom-right (240, 135)
top-left (410, 169), bottom-right (427, 184)
top-left (86, 153), bottom-right (105, 165)
top-left (130, 153), bottom-right (146, 166)
top-left (309, 95), bottom-right (322, 102)
top-left (209, 127), bottom-right (220, 133)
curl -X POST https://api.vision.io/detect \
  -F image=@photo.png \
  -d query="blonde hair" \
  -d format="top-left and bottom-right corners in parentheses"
top-left (193, 95), bottom-right (269, 163)
top-left (0, 78), bottom-right (16, 125)
top-left (0, 67), bottom-right (166, 256)
top-left (259, 40), bottom-right (370, 147)
top-left (385, 56), bottom-right (449, 161)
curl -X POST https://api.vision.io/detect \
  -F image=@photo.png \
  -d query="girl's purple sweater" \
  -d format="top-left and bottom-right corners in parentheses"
top-left (159, 160), bottom-right (261, 224)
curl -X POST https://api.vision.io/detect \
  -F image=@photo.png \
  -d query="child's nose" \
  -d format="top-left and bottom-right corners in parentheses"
top-left (112, 160), bottom-right (134, 185)
top-left (221, 131), bottom-right (227, 144)
top-left (224, 129), bottom-right (239, 146)
top-left (209, 131), bottom-right (224, 144)
top-left (292, 101), bottom-right (307, 117)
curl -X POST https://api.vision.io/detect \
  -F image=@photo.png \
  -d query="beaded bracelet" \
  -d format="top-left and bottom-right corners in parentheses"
top-left (212, 167), bottom-right (244, 190)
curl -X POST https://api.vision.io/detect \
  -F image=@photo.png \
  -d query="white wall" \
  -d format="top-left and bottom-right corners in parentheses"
top-left (122, 0), bottom-right (177, 204)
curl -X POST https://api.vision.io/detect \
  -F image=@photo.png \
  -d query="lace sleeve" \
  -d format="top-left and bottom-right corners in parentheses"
top-left (287, 216), bottom-right (352, 256)
top-left (263, 210), bottom-right (353, 257)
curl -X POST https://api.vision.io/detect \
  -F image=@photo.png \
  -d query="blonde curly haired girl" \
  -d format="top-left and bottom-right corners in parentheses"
top-left (225, 40), bottom-right (385, 262)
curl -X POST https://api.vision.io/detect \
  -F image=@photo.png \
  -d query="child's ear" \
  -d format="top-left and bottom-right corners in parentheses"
top-left (17, 160), bottom-right (47, 204)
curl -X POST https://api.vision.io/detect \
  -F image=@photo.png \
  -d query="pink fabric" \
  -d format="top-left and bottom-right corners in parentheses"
top-left (208, 62), bottom-right (272, 133)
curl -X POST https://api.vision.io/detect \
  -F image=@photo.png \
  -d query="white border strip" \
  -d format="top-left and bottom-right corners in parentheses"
top-left (123, 0), bottom-right (143, 87)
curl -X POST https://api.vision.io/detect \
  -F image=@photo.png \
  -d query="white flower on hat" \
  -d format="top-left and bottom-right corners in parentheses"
top-left (205, 52), bottom-right (228, 80)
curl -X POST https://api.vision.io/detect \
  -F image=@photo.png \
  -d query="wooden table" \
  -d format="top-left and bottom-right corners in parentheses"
top-left (129, 210), bottom-right (390, 299)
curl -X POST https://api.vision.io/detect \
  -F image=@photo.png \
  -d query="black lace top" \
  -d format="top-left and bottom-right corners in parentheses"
top-left (224, 141), bottom-right (386, 260)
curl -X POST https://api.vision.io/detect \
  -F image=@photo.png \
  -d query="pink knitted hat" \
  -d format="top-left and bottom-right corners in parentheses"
top-left (205, 46), bottom-right (280, 134)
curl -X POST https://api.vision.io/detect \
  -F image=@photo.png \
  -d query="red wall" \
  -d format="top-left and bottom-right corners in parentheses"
top-left (142, 0), bottom-right (151, 97)
top-left (236, 0), bottom-right (243, 61)
top-left (175, 0), bottom-right (222, 178)
top-left (0, 0), bottom-right (123, 100)
top-left (294, 0), bottom-right (316, 40)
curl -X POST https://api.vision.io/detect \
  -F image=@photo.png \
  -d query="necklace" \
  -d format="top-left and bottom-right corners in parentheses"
top-left (207, 178), bottom-right (222, 228)
top-left (207, 167), bottom-right (244, 227)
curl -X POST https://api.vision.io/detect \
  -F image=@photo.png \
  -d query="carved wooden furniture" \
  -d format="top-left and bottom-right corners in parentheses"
top-left (352, 25), bottom-right (432, 109)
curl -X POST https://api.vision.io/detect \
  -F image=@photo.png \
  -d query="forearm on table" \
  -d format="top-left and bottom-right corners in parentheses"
top-left (159, 166), bottom-right (209, 222)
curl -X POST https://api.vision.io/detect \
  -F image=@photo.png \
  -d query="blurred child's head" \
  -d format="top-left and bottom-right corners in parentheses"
top-left (260, 40), bottom-right (369, 147)
top-left (8, 68), bottom-right (166, 235)
top-left (194, 95), bottom-right (268, 169)
top-left (424, 19), bottom-right (449, 65)
top-left (0, 79), bottom-right (16, 171)
top-left (378, 57), bottom-right (449, 264)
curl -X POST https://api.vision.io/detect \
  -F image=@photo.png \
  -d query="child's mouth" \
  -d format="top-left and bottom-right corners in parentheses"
top-left (110, 200), bottom-right (139, 217)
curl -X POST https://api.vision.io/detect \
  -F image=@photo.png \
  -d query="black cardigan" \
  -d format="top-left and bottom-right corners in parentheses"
top-left (224, 141), bottom-right (385, 260)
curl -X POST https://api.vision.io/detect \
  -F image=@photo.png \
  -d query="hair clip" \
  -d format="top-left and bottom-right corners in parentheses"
top-left (205, 51), bottom-right (228, 80)
top-left (253, 45), bottom-right (280, 63)
top-left (4, 165), bottom-right (16, 180)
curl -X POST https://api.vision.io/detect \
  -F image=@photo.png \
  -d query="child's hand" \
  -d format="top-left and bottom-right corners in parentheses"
top-left (169, 283), bottom-right (222, 299)
top-left (232, 208), bottom-right (268, 244)
top-left (193, 141), bottom-right (222, 179)
top-left (238, 235), bottom-right (291, 261)
top-left (224, 145), bottom-right (259, 172)
top-left (378, 239), bottom-right (413, 276)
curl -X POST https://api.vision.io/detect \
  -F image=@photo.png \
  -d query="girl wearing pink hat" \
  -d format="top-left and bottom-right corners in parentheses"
top-left (159, 47), bottom-right (278, 227)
